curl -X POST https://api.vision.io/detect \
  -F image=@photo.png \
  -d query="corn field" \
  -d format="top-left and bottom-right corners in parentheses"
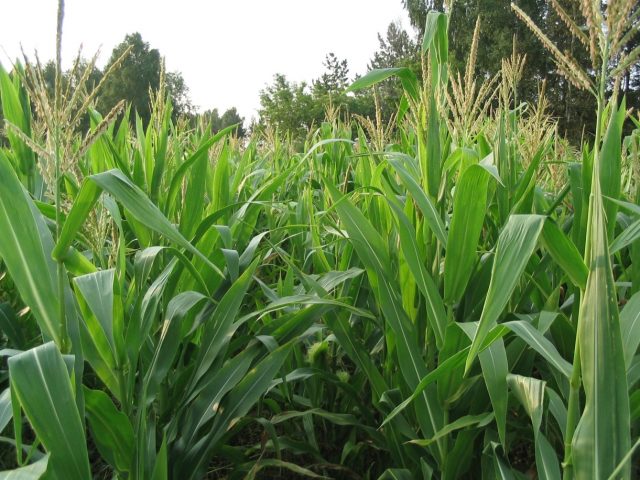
top-left (0, 2), bottom-right (639, 479)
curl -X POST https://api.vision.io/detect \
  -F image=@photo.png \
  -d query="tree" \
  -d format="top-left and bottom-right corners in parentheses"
top-left (220, 108), bottom-right (245, 137)
top-left (401, 0), bottom-right (445, 34)
top-left (368, 21), bottom-right (421, 121)
top-left (201, 107), bottom-right (245, 137)
top-left (41, 59), bottom-right (103, 98)
top-left (402, 0), bottom-right (602, 141)
top-left (98, 33), bottom-right (161, 124)
top-left (98, 33), bottom-right (193, 124)
top-left (312, 53), bottom-right (364, 119)
top-left (258, 74), bottom-right (316, 138)
top-left (312, 53), bottom-right (350, 96)
top-left (258, 53), bottom-right (380, 139)
top-left (369, 21), bottom-right (419, 71)
top-left (166, 71), bottom-right (194, 118)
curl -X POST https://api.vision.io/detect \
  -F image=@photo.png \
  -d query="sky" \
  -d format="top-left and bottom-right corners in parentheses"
top-left (0, 0), bottom-right (412, 122)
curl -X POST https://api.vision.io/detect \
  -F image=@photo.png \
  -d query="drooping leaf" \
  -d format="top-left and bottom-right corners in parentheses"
top-left (507, 375), bottom-right (561, 480)
top-left (0, 454), bottom-right (50, 480)
top-left (409, 412), bottom-right (493, 447)
top-left (346, 68), bottom-right (419, 101)
top-left (541, 219), bottom-right (588, 289)
top-left (503, 320), bottom-right (572, 378)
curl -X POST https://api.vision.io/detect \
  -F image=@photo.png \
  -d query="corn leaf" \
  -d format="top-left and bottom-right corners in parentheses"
top-left (465, 214), bottom-right (545, 372)
top-left (84, 387), bottom-right (134, 474)
top-left (53, 169), bottom-right (223, 279)
top-left (620, 291), bottom-right (640, 370)
top-left (507, 374), bottom-right (561, 480)
top-left (572, 160), bottom-right (630, 478)
top-left (0, 152), bottom-right (61, 344)
top-left (0, 455), bottom-right (50, 479)
top-left (541, 219), bottom-right (588, 289)
top-left (444, 164), bottom-right (494, 304)
top-left (8, 343), bottom-right (91, 480)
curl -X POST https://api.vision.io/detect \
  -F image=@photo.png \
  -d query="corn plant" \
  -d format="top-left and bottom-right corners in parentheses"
top-left (0, 1), bottom-right (639, 479)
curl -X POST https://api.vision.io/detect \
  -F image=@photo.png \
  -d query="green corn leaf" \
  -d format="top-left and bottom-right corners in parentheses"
top-left (486, 442), bottom-right (518, 480)
top-left (0, 454), bottom-right (50, 479)
top-left (599, 99), bottom-right (625, 240)
top-left (572, 153), bottom-right (630, 478)
top-left (387, 154), bottom-right (447, 245)
top-left (606, 437), bottom-right (640, 480)
top-left (386, 197), bottom-right (448, 348)
top-left (546, 387), bottom-right (568, 439)
top-left (460, 322), bottom-right (509, 446)
top-left (378, 469), bottom-right (413, 480)
top-left (84, 387), bottom-right (134, 474)
top-left (444, 164), bottom-right (494, 304)
top-left (243, 459), bottom-right (331, 480)
top-left (185, 342), bottom-right (293, 479)
top-left (166, 124), bottom-right (237, 218)
top-left (73, 269), bottom-right (117, 353)
top-left (0, 389), bottom-right (11, 435)
top-left (346, 68), bottom-right (419, 101)
top-left (73, 270), bottom-right (121, 399)
top-left (620, 291), bottom-right (640, 370)
top-left (409, 412), bottom-right (493, 447)
top-left (502, 320), bottom-right (572, 378)
top-left (425, 92), bottom-right (442, 198)
top-left (325, 179), bottom-right (445, 460)
top-left (180, 347), bottom-right (258, 447)
top-left (465, 214), bottom-right (545, 373)
top-left (0, 152), bottom-right (61, 344)
top-left (53, 169), bottom-right (224, 279)
top-left (144, 291), bottom-right (208, 404)
top-left (189, 260), bottom-right (258, 394)
top-left (541, 219), bottom-right (588, 289)
top-left (0, 64), bottom-right (35, 183)
top-left (609, 217), bottom-right (640, 254)
top-left (606, 197), bottom-right (640, 217)
top-left (150, 436), bottom-right (168, 480)
top-left (422, 11), bottom-right (448, 57)
top-left (149, 105), bottom-right (171, 205)
top-left (8, 343), bottom-right (91, 480)
top-left (507, 375), bottom-right (561, 480)
top-left (178, 143), bottom-right (209, 238)
top-left (442, 430), bottom-right (480, 480)
top-left (381, 348), bottom-right (468, 428)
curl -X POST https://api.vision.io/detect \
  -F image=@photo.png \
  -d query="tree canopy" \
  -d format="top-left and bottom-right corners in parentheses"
top-left (257, 53), bottom-right (376, 138)
top-left (97, 33), bottom-right (196, 124)
top-left (201, 107), bottom-right (246, 137)
top-left (402, 0), bottom-right (639, 141)
top-left (4, 4), bottom-right (637, 143)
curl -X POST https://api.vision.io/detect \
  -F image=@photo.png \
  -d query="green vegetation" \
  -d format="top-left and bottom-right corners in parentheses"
top-left (0, 1), bottom-right (639, 479)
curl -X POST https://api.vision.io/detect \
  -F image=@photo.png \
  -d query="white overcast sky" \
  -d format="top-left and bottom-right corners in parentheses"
top-left (0, 0), bottom-right (412, 122)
